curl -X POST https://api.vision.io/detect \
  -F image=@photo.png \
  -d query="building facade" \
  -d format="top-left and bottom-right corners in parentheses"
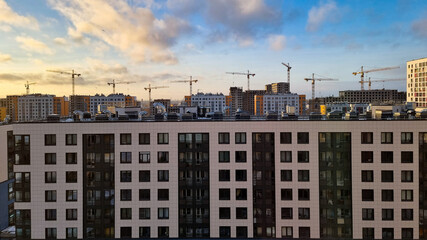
top-left (17, 94), bottom-right (54, 122)
top-left (89, 94), bottom-right (126, 115)
top-left (338, 89), bottom-right (406, 104)
top-left (254, 93), bottom-right (299, 116)
top-left (243, 90), bottom-right (266, 115)
top-left (407, 57), bottom-right (427, 108)
top-left (191, 93), bottom-right (226, 113)
top-left (265, 82), bottom-right (290, 94)
top-left (53, 96), bottom-right (69, 117)
top-left (229, 87), bottom-right (243, 116)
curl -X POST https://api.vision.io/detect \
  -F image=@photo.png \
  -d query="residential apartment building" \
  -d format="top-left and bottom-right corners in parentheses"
top-left (229, 87), bottom-right (243, 116)
top-left (407, 57), bottom-right (427, 108)
top-left (299, 95), bottom-right (306, 115)
top-left (53, 96), bottom-right (69, 117)
top-left (265, 82), bottom-right (290, 94)
top-left (17, 94), bottom-right (54, 122)
top-left (69, 95), bottom-right (90, 113)
top-left (6, 95), bottom-right (19, 122)
top-left (243, 90), bottom-right (266, 115)
top-left (191, 93), bottom-right (226, 113)
top-left (254, 93), bottom-right (299, 116)
top-left (2, 119), bottom-right (426, 239)
top-left (337, 90), bottom-right (406, 104)
top-left (89, 94), bottom-right (126, 115)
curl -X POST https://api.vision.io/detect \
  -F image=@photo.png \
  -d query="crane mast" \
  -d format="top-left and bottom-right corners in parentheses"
top-left (304, 73), bottom-right (338, 100)
top-left (107, 79), bottom-right (136, 94)
top-left (226, 70), bottom-right (255, 91)
top-left (172, 76), bottom-right (198, 96)
top-left (282, 62), bottom-right (291, 91)
top-left (24, 81), bottom-right (36, 95)
top-left (46, 69), bottom-right (81, 96)
top-left (144, 84), bottom-right (169, 104)
top-left (352, 66), bottom-right (400, 90)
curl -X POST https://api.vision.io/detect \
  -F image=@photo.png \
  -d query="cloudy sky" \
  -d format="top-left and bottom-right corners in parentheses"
top-left (0, 0), bottom-right (426, 101)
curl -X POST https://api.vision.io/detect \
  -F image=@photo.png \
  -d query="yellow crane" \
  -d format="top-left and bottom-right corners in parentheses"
top-left (107, 79), bottom-right (136, 94)
top-left (24, 81), bottom-right (36, 95)
top-left (46, 69), bottom-right (81, 96)
top-left (362, 78), bottom-right (406, 90)
top-left (352, 66), bottom-right (399, 90)
top-left (144, 84), bottom-right (169, 104)
top-left (226, 70), bottom-right (255, 91)
top-left (172, 76), bottom-right (198, 96)
top-left (304, 73), bottom-right (338, 100)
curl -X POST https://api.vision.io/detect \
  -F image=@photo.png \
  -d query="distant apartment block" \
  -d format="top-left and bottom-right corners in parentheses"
top-left (407, 57), bottom-right (427, 108)
top-left (299, 95), bottom-right (306, 115)
top-left (191, 93), bottom-right (226, 112)
top-left (338, 89), bottom-right (406, 104)
top-left (17, 94), bottom-right (54, 122)
top-left (254, 93), bottom-right (299, 116)
top-left (243, 90), bottom-right (266, 115)
top-left (265, 82), bottom-right (290, 94)
top-left (89, 94), bottom-right (127, 115)
top-left (229, 87), bottom-right (243, 115)
top-left (53, 96), bottom-right (69, 117)
top-left (69, 95), bottom-right (90, 113)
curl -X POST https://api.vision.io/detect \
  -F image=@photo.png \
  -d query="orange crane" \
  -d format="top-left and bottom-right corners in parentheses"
top-left (172, 76), bottom-right (198, 96)
top-left (46, 69), bottom-right (81, 96)
top-left (304, 73), bottom-right (338, 100)
top-left (281, 62), bottom-right (291, 89)
top-left (144, 84), bottom-right (169, 104)
top-left (24, 81), bottom-right (36, 95)
top-left (362, 78), bottom-right (406, 90)
top-left (107, 79), bottom-right (136, 94)
top-left (226, 70), bottom-right (255, 91)
top-left (352, 66), bottom-right (399, 90)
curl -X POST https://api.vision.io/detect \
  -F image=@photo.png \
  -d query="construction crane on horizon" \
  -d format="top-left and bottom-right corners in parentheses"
top-left (361, 78), bottom-right (406, 90)
top-left (144, 84), bottom-right (169, 104)
top-left (226, 70), bottom-right (255, 91)
top-left (352, 66), bottom-right (400, 90)
top-left (304, 73), bottom-right (338, 100)
top-left (107, 79), bottom-right (136, 94)
top-left (172, 76), bottom-right (198, 96)
top-left (281, 62), bottom-right (291, 90)
top-left (24, 81), bottom-right (36, 95)
top-left (46, 69), bottom-right (81, 96)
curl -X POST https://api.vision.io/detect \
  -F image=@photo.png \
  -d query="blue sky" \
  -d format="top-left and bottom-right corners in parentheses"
top-left (0, 0), bottom-right (426, 101)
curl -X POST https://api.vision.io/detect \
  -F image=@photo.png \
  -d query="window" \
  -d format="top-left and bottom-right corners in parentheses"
top-left (382, 228), bottom-right (393, 240)
top-left (66, 171), bottom-right (77, 183)
top-left (236, 188), bottom-right (247, 200)
top-left (402, 209), bottom-right (413, 221)
top-left (66, 190), bottom-right (77, 201)
top-left (401, 190), bottom-right (413, 201)
top-left (121, 208), bottom-right (132, 219)
top-left (139, 227), bottom-right (150, 238)
top-left (281, 170), bottom-right (292, 181)
top-left (139, 189), bottom-right (150, 201)
top-left (281, 189), bottom-right (292, 200)
top-left (66, 153), bottom-right (77, 164)
top-left (362, 170), bottom-right (373, 182)
top-left (281, 151), bottom-right (292, 162)
top-left (120, 189), bottom-right (132, 201)
top-left (281, 208), bottom-right (293, 219)
top-left (219, 151), bottom-right (230, 162)
top-left (158, 170), bottom-right (169, 182)
top-left (299, 227), bottom-right (310, 239)
top-left (139, 208), bottom-right (150, 219)
top-left (298, 151), bottom-right (309, 163)
top-left (66, 209), bottom-right (77, 220)
top-left (401, 151), bottom-right (413, 163)
top-left (45, 228), bottom-right (57, 239)
top-left (139, 151), bottom-right (150, 163)
top-left (298, 170), bottom-right (309, 182)
top-left (298, 208), bottom-right (310, 219)
top-left (235, 151), bottom-right (247, 162)
top-left (120, 133), bottom-right (131, 145)
top-left (120, 152), bottom-right (132, 163)
top-left (402, 228), bottom-right (413, 240)
top-left (282, 227), bottom-right (293, 238)
top-left (218, 133), bottom-right (230, 144)
top-left (139, 133), bottom-right (150, 144)
top-left (219, 207), bottom-right (230, 219)
top-left (382, 209), bottom-right (394, 220)
top-left (219, 226), bottom-right (231, 238)
top-left (382, 190), bottom-right (394, 202)
top-left (401, 132), bottom-right (413, 144)
top-left (236, 227), bottom-right (248, 238)
top-left (66, 134), bottom-right (77, 145)
top-left (381, 132), bottom-right (393, 144)
top-left (235, 132), bottom-right (246, 144)
top-left (362, 208), bottom-right (374, 220)
top-left (45, 153), bottom-right (56, 165)
top-left (139, 170), bottom-right (150, 182)
top-left (121, 227), bottom-right (131, 238)
top-left (361, 132), bottom-right (373, 144)
top-left (236, 207), bottom-right (247, 219)
top-left (381, 151), bottom-right (393, 163)
top-left (362, 189), bottom-right (374, 201)
top-left (45, 209), bottom-right (57, 221)
top-left (219, 188), bottom-right (230, 200)
top-left (297, 132), bottom-right (309, 144)
top-left (45, 171), bottom-right (56, 183)
top-left (363, 228), bottom-right (374, 239)
top-left (158, 227), bottom-right (169, 238)
top-left (219, 170), bottom-right (230, 181)
top-left (298, 189), bottom-right (310, 200)
top-left (120, 171), bottom-right (132, 182)
top-left (45, 134), bottom-right (56, 146)
top-left (158, 208), bottom-right (169, 219)
top-left (361, 151), bottom-right (373, 163)
top-left (45, 190), bottom-right (56, 202)
top-left (158, 151), bottom-right (169, 163)
top-left (158, 189), bottom-right (169, 201)
top-left (402, 171), bottom-right (413, 182)
top-left (381, 171), bottom-right (393, 182)
top-left (66, 228), bottom-right (77, 239)
top-left (235, 170), bottom-right (247, 181)
top-left (157, 133), bottom-right (169, 144)
top-left (280, 132), bottom-right (292, 144)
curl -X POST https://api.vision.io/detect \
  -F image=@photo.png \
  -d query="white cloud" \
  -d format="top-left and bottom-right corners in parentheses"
top-left (53, 37), bottom-right (67, 45)
top-left (306, 1), bottom-right (339, 32)
top-left (0, 52), bottom-right (11, 62)
top-left (16, 36), bottom-right (54, 55)
top-left (268, 34), bottom-right (286, 51)
top-left (0, 0), bottom-right (39, 30)
top-left (0, 24), bottom-right (11, 32)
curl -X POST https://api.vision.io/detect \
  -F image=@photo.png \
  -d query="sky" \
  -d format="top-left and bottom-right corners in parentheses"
top-left (0, 0), bottom-right (426, 102)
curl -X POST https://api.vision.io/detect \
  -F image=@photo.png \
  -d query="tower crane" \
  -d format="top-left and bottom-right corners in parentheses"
top-left (304, 73), bottom-right (338, 100)
top-left (226, 70), bottom-right (255, 91)
top-left (46, 69), bottom-right (81, 96)
top-left (144, 84), bottom-right (169, 104)
top-left (352, 66), bottom-right (399, 90)
top-left (281, 62), bottom-right (291, 90)
top-left (172, 76), bottom-right (198, 96)
top-left (24, 81), bottom-right (36, 95)
top-left (362, 78), bottom-right (406, 90)
top-left (107, 79), bottom-right (136, 94)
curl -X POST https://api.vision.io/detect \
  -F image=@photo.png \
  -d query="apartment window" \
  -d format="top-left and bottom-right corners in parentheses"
top-left (402, 209), bottom-right (413, 221)
top-left (362, 170), bottom-right (374, 182)
top-left (363, 228), bottom-right (374, 239)
top-left (281, 208), bottom-right (293, 219)
top-left (235, 170), bottom-right (247, 181)
top-left (236, 188), bottom-right (247, 200)
top-left (235, 151), bottom-right (247, 162)
top-left (139, 189), bottom-right (150, 201)
top-left (299, 227), bottom-right (310, 239)
top-left (219, 226), bottom-right (231, 238)
top-left (219, 207), bottom-right (231, 219)
top-left (297, 132), bottom-right (309, 144)
top-left (45, 228), bottom-right (57, 239)
top-left (158, 227), bottom-right (169, 238)
top-left (381, 132), bottom-right (393, 144)
top-left (402, 170), bottom-right (413, 182)
top-left (298, 208), bottom-right (310, 219)
top-left (66, 171), bottom-right (77, 183)
top-left (158, 151), bottom-right (169, 163)
top-left (66, 190), bottom-right (77, 201)
top-left (382, 209), bottom-right (394, 220)
top-left (139, 151), bottom-right (150, 163)
top-left (45, 134), bottom-right (56, 146)
top-left (382, 228), bottom-right (394, 239)
top-left (158, 189), bottom-right (169, 201)
top-left (362, 189), bottom-right (374, 201)
top-left (381, 151), bottom-right (393, 163)
top-left (281, 151), bottom-right (292, 162)
top-left (298, 189), bottom-right (310, 200)
top-left (281, 189), bottom-right (292, 200)
top-left (280, 132), bottom-right (292, 144)
top-left (158, 170), bottom-right (169, 182)
top-left (45, 209), bottom-right (57, 221)
top-left (361, 151), bottom-right (373, 163)
top-left (66, 153), bottom-right (77, 164)
top-left (139, 133), bottom-right (150, 144)
top-left (236, 207), bottom-right (247, 219)
top-left (381, 171), bottom-right (393, 182)
top-left (218, 133), bottom-right (230, 144)
top-left (298, 151), bottom-right (309, 163)
top-left (219, 188), bottom-right (230, 200)
top-left (236, 227), bottom-right (248, 238)
top-left (219, 151), bottom-right (230, 162)
top-left (121, 227), bottom-right (131, 238)
top-left (235, 132), bottom-right (246, 144)
top-left (401, 151), bottom-right (413, 163)
top-left (361, 132), bottom-right (373, 144)
top-left (401, 132), bottom-right (413, 144)
top-left (66, 228), bottom-right (77, 239)
top-left (45, 190), bottom-right (56, 202)
top-left (158, 208), bottom-right (169, 219)
top-left (281, 170), bottom-right (292, 181)
top-left (362, 208), bottom-right (374, 220)
top-left (119, 134), bottom-right (131, 145)
top-left (120, 152), bottom-right (132, 163)
top-left (219, 170), bottom-right (230, 181)
top-left (298, 170), bottom-right (309, 182)
top-left (402, 228), bottom-right (413, 240)
top-left (281, 227), bottom-right (293, 238)
top-left (157, 133), bottom-right (169, 144)
top-left (139, 227), bottom-right (150, 238)
top-left (139, 208), bottom-right (150, 219)
top-left (120, 208), bottom-right (132, 220)
top-left (382, 190), bottom-right (394, 202)
top-left (120, 171), bottom-right (132, 182)
top-left (120, 189), bottom-right (132, 201)
top-left (66, 209), bottom-right (77, 220)
top-left (45, 171), bottom-right (57, 183)
top-left (44, 153), bottom-right (56, 165)
top-left (401, 190), bottom-right (413, 201)
top-left (139, 170), bottom-right (150, 182)
top-left (66, 134), bottom-right (77, 145)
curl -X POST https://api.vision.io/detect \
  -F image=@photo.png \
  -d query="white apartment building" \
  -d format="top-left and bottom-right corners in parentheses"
top-left (260, 93), bottom-right (299, 115)
top-left (17, 94), bottom-right (54, 122)
top-left (191, 93), bottom-right (226, 112)
top-left (407, 57), bottom-right (427, 108)
top-left (89, 94), bottom-right (126, 115)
